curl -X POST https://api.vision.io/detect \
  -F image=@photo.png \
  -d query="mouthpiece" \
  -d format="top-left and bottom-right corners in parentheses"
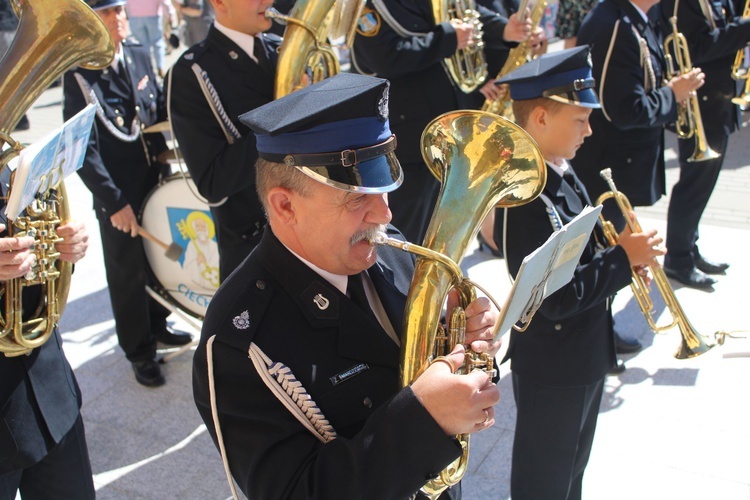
top-left (265, 7), bottom-right (287, 24)
top-left (369, 232), bottom-right (389, 246)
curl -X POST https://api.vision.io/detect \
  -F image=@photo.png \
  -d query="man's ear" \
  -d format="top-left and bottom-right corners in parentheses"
top-left (266, 187), bottom-right (296, 225)
top-left (530, 105), bottom-right (547, 129)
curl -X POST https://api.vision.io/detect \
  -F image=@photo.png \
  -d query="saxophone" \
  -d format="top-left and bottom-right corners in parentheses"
top-left (371, 109), bottom-right (546, 498)
top-left (481, 0), bottom-right (547, 117)
top-left (0, 0), bottom-right (114, 356)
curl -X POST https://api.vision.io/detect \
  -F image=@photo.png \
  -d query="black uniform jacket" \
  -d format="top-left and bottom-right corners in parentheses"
top-left (500, 167), bottom-right (632, 385)
top-left (193, 226), bottom-right (463, 499)
top-left (660, 0), bottom-right (750, 141)
top-left (351, 0), bottom-right (513, 164)
top-left (169, 27), bottom-right (281, 280)
top-left (573, 0), bottom-right (678, 206)
top-left (62, 39), bottom-right (169, 219)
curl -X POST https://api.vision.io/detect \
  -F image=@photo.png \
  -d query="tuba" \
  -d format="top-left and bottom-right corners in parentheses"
top-left (267, 0), bottom-right (365, 98)
top-left (371, 110), bottom-right (546, 498)
top-left (431, 0), bottom-right (488, 93)
top-left (0, 0), bottom-right (115, 356)
top-left (481, 0), bottom-right (547, 117)
top-left (663, 1), bottom-right (721, 162)
top-left (596, 169), bottom-right (715, 359)
top-left (731, 0), bottom-right (750, 106)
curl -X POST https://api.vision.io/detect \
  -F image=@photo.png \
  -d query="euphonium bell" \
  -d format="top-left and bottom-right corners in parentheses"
top-left (0, 0), bottom-right (114, 356)
top-left (372, 110), bottom-right (545, 498)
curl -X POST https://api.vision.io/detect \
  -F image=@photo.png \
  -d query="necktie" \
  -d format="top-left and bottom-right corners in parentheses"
top-left (562, 170), bottom-right (581, 195)
top-left (347, 272), bottom-right (376, 320)
top-left (253, 38), bottom-right (271, 73)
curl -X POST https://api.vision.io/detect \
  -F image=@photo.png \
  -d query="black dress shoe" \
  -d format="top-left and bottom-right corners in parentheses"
top-left (477, 232), bottom-right (503, 258)
top-left (132, 360), bottom-right (166, 387)
top-left (155, 326), bottom-right (193, 346)
top-left (694, 255), bottom-right (729, 275)
top-left (663, 266), bottom-right (717, 290)
top-left (608, 360), bottom-right (626, 375)
top-left (615, 333), bottom-right (642, 354)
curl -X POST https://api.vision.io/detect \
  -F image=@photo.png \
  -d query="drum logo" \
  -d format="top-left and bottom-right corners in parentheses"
top-left (169, 208), bottom-right (221, 291)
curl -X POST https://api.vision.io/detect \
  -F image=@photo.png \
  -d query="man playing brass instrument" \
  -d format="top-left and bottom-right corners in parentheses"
top-left (192, 73), bottom-right (501, 499)
top-left (658, 0), bottom-right (750, 289)
top-left (0, 213), bottom-right (94, 497)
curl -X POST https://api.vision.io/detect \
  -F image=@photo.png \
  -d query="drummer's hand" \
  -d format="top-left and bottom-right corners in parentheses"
top-left (0, 224), bottom-right (36, 280)
top-left (110, 205), bottom-right (140, 237)
top-left (447, 289), bottom-right (502, 359)
top-left (56, 220), bottom-right (89, 264)
top-left (156, 149), bottom-right (174, 164)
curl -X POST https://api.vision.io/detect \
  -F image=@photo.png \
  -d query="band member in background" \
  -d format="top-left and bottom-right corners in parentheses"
top-left (0, 209), bottom-right (93, 497)
top-left (350, 0), bottom-right (530, 245)
top-left (571, 0), bottom-right (703, 352)
top-left (63, 0), bottom-right (191, 388)
top-left (169, 0), bottom-right (279, 282)
top-left (495, 46), bottom-right (666, 499)
top-left (658, 0), bottom-right (750, 289)
top-left (193, 73), bottom-right (501, 499)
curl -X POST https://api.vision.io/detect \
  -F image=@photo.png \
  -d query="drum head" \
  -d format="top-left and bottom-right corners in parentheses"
top-left (141, 174), bottom-right (218, 319)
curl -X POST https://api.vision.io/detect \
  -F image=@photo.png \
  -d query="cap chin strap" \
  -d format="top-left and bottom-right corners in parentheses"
top-left (541, 77), bottom-right (596, 100)
top-left (260, 135), bottom-right (397, 168)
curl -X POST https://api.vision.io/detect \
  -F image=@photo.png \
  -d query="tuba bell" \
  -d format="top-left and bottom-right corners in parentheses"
top-left (596, 168), bottom-right (715, 359)
top-left (372, 110), bottom-right (546, 498)
top-left (0, 0), bottom-right (115, 356)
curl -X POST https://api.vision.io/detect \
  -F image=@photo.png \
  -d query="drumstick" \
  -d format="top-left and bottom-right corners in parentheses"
top-left (138, 227), bottom-right (185, 261)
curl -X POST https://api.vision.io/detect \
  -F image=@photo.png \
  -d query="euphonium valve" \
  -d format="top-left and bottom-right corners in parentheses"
top-left (371, 110), bottom-right (545, 498)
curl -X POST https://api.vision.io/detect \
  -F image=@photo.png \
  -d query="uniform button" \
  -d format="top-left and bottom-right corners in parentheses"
top-left (363, 397), bottom-right (372, 408)
top-left (554, 323), bottom-right (562, 331)
top-left (399, 114), bottom-right (405, 120)
top-left (626, 158), bottom-right (632, 163)
top-left (256, 280), bottom-right (266, 290)
top-left (241, 234), bottom-right (248, 240)
top-left (702, 95), bottom-right (708, 101)
top-left (149, 93), bottom-right (154, 99)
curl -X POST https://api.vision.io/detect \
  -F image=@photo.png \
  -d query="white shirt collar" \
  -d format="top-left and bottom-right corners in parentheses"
top-left (283, 244), bottom-right (349, 295)
top-left (628, 1), bottom-right (650, 23)
top-left (546, 158), bottom-right (570, 180)
top-left (214, 20), bottom-right (260, 63)
top-left (110, 45), bottom-right (125, 73)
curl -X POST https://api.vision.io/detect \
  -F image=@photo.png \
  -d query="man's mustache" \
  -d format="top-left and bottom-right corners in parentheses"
top-left (351, 225), bottom-right (387, 246)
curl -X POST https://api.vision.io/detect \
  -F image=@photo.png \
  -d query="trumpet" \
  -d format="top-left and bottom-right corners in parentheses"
top-left (596, 169), bottom-right (714, 359)
top-left (663, 5), bottom-right (721, 162)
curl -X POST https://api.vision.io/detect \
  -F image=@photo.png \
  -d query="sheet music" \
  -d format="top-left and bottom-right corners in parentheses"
top-left (5, 104), bottom-right (95, 221)
top-left (495, 204), bottom-right (603, 336)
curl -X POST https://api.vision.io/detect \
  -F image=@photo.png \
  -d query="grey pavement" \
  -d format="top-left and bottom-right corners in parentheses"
top-left (10, 57), bottom-right (750, 499)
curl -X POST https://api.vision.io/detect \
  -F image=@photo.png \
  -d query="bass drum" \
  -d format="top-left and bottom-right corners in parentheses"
top-left (141, 174), bottom-right (219, 319)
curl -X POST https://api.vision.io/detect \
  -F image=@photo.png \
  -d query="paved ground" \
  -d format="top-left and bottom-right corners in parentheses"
top-left (9, 54), bottom-right (750, 499)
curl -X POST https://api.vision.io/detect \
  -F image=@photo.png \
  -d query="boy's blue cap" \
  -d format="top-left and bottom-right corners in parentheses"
top-left (239, 73), bottom-right (403, 194)
top-left (85, 0), bottom-right (127, 10)
top-left (496, 46), bottom-right (600, 109)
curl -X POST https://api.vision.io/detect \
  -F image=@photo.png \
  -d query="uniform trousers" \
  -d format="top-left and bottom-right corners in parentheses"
top-left (665, 132), bottom-right (728, 271)
top-left (98, 217), bottom-right (170, 362)
top-left (387, 161), bottom-right (441, 245)
top-left (0, 416), bottom-right (95, 500)
top-left (510, 373), bottom-right (604, 500)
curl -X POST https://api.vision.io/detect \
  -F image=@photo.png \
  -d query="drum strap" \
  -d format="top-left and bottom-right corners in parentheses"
top-left (206, 336), bottom-right (337, 499)
top-left (189, 63), bottom-right (242, 144)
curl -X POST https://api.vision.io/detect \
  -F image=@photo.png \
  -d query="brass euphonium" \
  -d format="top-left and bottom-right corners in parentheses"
top-left (0, 0), bottom-right (115, 356)
top-left (663, 3), bottom-right (721, 162)
top-left (596, 169), bottom-right (715, 359)
top-left (268, 0), bottom-right (365, 98)
top-left (431, 0), bottom-right (488, 93)
top-left (731, 0), bottom-right (750, 106)
top-left (371, 110), bottom-right (546, 498)
top-left (481, 0), bottom-right (547, 118)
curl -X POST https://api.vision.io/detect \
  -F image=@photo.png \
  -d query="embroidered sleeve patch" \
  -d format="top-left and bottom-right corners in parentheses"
top-left (356, 7), bottom-right (381, 37)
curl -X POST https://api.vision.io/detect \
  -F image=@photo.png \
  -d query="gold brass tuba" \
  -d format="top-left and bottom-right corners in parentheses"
top-left (431, 0), bottom-right (488, 93)
top-left (596, 169), bottom-right (715, 359)
top-left (371, 110), bottom-right (546, 498)
top-left (267, 0), bottom-right (365, 98)
top-left (0, 0), bottom-right (115, 356)
top-left (481, 0), bottom-right (547, 117)
top-left (731, 0), bottom-right (750, 106)
top-left (663, 2), bottom-right (721, 163)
